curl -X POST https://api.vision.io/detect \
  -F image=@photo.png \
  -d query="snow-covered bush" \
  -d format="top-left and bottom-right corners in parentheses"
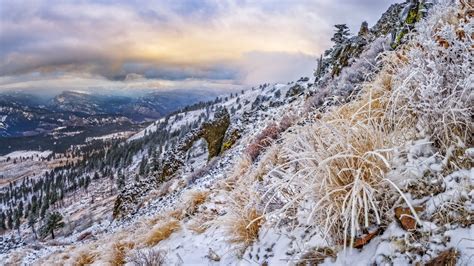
top-left (279, 113), bottom-right (298, 131)
top-left (305, 36), bottom-right (391, 113)
top-left (330, 36), bottom-right (391, 95)
top-left (128, 249), bottom-right (166, 266)
top-left (387, 2), bottom-right (473, 155)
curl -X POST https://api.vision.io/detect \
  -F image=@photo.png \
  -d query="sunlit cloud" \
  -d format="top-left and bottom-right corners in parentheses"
top-left (0, 0), bottom-right (395, 92)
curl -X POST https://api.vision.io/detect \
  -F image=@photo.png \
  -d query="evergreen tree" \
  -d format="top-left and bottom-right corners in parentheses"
top-left (14, 210), bottom-right (21, 236)
top-left (139, 157), bottom-right (147, 175)
top-left (40, 198), bottom-right (49, 219)
top-left (274, 90), bottom-right (281, 98)
top-left (116, 172), bottom-right (125, 190)
top-left (151, 150), bottom-right (160, 172)
top-left (0, 212), bottom-right (6, 231)
top-left (40, 211), bottom-right (64, 239)
top-left (84, 175), bottom-right (91, 192)
top-left (7, 210), bottom-right (13, 229)
top-left (331, 24), bottom-right (350, 44)
top-left (28, 213), bottom-right (38, 239)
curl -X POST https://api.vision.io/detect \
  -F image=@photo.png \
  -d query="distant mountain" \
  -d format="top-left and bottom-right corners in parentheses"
top-left (50, 91), bottom-right (132, 116)
top-left (0, 89), bottom-right (218, 136)
top-left (0, 89), bottom-right (219, 154)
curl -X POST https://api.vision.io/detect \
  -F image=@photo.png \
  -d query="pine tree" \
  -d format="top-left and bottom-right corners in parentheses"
top-left (116, 172), bottom-right (125, 191)
top-left (151, 150), bottom-right (160, 172)
top-left (331, 24), bottom-right (350, 44)
top-left (28, 212), bottom-right (38, 239)
top-left (40, 211), bottom-right (64, 239)
top-left (84, 175), bottom-right (91, 192)
top-left (6, 211), bottom-right (13, 230)
top-left (40, 198), bottom-right (49, 219)
top-left (139, 157), bottom-right (147, 175)
top-left (14, 210), bottom-right (21, 236)
top-left (0, 212), bottom-right (6, 231)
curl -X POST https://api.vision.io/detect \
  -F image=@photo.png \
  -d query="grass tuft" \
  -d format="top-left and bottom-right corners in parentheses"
top-left (110, 242), bottom-right (135, 266)
top-left (145, 220), bottom-right (181, 247)
top-left (75, 252), bottom-right (96, 266)
top-left (226, 208), bottom-right (264, 246)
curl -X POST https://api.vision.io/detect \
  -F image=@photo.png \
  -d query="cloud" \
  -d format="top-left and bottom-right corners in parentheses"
top-left (0, 0), bottom-right (396, 92)
top-left (236, 51), bottom-right (316, 85)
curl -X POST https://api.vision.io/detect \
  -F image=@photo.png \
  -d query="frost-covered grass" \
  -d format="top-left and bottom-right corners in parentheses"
top-left (252, 1), bottom-right (473, 263)
top-left (386, 2), bottom-right (473, 155)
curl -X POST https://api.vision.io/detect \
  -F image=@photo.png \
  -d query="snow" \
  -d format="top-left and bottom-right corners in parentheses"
top-left (86, 131), bottom-right (134, 142)
top-left (1, 1), bottom-right (472, 265)
top-left (0, 150), bottom-right (52, 161)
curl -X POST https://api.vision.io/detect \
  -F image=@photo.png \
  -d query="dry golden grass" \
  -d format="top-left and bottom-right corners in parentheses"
top-left (145, 220), bottom-right (181, 247)
top-left (430, 196), bottom-right (474, 227)
top-left (220, 155), bottom-right (252, 191)
top-left (222, 151), bottom-right (266, 247)
top-left (163, 190), bottom-right (210, 221)
top-left (226, 208), bottom-right (264, 246)
top-left (75, 252), bottom-right (96, 266)
top-left (167, 208), bottom-right (184, 220)
top-left (442, 147), bottom-right (474, 175)
top-left (187, 221), bottom-right (209, 234)
top-left (249, 144), bottom-right (282, 182)
top-left (307, 121), bottom-right (395, 244)
top-left (267, 83), bottom-right (424, 245)
top-left (110, 241), bottom-right (135, 266)
top-left (187, 210), bottom-right (217, 234)
top-left (296, 247), bottom-right (336, 266)
top-left (183, 190), bottom-right (209, 217)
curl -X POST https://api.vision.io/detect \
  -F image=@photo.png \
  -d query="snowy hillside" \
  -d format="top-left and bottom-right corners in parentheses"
top-left (0, 1), bottom-right (473, 265)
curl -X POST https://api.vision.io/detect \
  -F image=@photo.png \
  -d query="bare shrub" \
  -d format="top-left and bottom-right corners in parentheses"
top-left (246, 123), bottom-right (281, 161)
top-left (279, 112), bottom-right (299, 131)
top-left (128, 249), bottom-right (166, 266)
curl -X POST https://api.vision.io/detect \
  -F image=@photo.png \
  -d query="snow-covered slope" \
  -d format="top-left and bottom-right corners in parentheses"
top-left (0, 1), bottom-right (472, 265)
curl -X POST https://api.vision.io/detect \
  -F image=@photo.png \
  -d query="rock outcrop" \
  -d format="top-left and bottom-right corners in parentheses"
top-left (314, 0), bottom-right (429, 84)
top-left (113, 108), bottom-right (231, 218)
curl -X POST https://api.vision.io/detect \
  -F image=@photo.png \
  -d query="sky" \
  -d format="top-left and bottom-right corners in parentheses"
top-left (0, 0), bottom-right (395, 94)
